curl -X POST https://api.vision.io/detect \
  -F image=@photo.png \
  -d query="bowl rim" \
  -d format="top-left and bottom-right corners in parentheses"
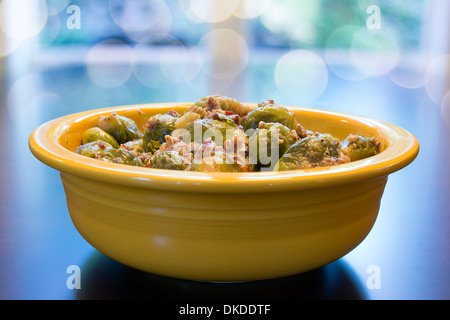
top-left (28, 102), bottom-right (419, 193)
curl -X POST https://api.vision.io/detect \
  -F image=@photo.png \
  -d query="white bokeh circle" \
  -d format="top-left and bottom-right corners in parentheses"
top-left (274, 49), bottom-right (328, 103)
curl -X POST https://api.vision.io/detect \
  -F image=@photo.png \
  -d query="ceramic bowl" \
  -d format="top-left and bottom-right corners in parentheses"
top-left (29, 103), bottom-right (419, 282)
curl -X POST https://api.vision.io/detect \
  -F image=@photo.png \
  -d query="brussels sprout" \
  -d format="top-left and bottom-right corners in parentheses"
top-left (148, 151), bottom-right (188, 170)
top-left (341, 134), bottom-right (380, 161)
top-left (276, 133), bottom-right (342, 171)
top-left (82, 127), bottom-right (119, 148)
top-left (193, 95), bottom-right (249, 116)
top-left (75, 140), bottom-right (113, 158)
top-left (248, 122), bottom-right (298, 168)
top-left (242, 102), bottom-right (297, 132)
top-left (174, 111), bottom-right (202, 129)
top-left (120, 139), bottom-right (145, 154)
top-left (187, 118), bottom-right (245, 145)
top-left (97, 113), bottom-right (143, 144)
top-left (143, 114), bottom-right (177, 152)
top-left (210, 112), bottom-right (238, 127)
top-left (75, 140), bottom-right (144, 167)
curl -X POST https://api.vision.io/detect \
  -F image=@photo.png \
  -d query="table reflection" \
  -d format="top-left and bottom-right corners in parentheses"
top-left (75, 251), bottom-right (366, 300)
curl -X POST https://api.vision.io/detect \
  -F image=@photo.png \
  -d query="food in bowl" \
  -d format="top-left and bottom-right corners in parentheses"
top-left (74, 95), bottom-right (381, 172)
top-left (28, 98), bottom-right (419, 282)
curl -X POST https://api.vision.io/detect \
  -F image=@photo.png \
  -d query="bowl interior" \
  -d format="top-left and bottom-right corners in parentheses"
top-left (29, 102), bottom-right (419, 193)
top-left (58, 103), bottom-right (390, 152)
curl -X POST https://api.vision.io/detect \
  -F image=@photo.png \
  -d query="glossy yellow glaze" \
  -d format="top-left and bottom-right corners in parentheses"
top-left (29, 103), bottom-right (419, 281)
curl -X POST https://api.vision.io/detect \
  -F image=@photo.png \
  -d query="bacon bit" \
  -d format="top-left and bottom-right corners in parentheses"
top-left (237, 163), bottom-right (252, 172)
top-left (228, 114), bottom-right (240, 125)
top-left (206, 96), bottom-right (220, 111)
top-left (167, 109), bottom-right (180, 118)
top-left (295, 123), bottom-right (308, 138)
top-left (225, 111), bottom-right (234, 115)
top-left (98, 141), bottom-right (106, 149)
top-left (210, 112), bottom-right (221, 121)
top-left (144, 117), bottom-right (160, 129)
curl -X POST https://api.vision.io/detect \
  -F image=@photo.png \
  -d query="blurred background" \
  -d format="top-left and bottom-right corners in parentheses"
top-left (0, 0), bottom-right (449, 300)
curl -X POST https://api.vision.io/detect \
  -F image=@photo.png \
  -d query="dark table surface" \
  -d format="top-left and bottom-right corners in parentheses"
top-left (0, 51), bottom-right (449, 302)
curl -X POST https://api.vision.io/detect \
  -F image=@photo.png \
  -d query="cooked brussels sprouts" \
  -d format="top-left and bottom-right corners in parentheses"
top-left (148, 151), bottom-right (188, 170)
top-left (143, 114), bottom-right (177, 152)
top-left (193, 95), bottom-right (249, 116)
top-left (341, 134), bottom-right (380, 161)
top-left (276, 133), bottom-right (343, 171)
top-left (75, 140), bottom-right (144, 166)
top-left (242, 102), bottom-right (297, 132)
top-left (82, 127), bottom-right (119, 148)
top-left (248, 122), bottom-right (298, 168)
top-left (210, 112), bottom-right (238, 127)
top-left (97, 113), bottom-right (143, 144)
top-left (187, 118), bottom-right (245, 145)
top-left (120, 139), bottom-right (145, 154)
top-left (73, 96), bottom-right (381, 172)
top-left (174, 111), bottom-right (202, 129)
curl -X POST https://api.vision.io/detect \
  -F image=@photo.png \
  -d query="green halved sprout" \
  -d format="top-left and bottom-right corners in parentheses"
top-left (75, 140), bottom-right (144, 167)
top-left (276, 133), bottom-right (344, 171)
top-left (193, 95), bottom-right (249, 116)
top-left (341, 134), bottom-right (380, 161)
top-left (143, 114), bottom-right (177, 153)
top-left (97, 113), bottom-right (143, 144)
top-left (242, 101), bottom-right (297, 132)
top-left (248, 122), bottom-right (298, 168)
top-left (82, 127), bottom-right (119, 148)
top-left (148, 151), bottom-right (189, 170)
top-left (187, 118), bottom-right (246, 146)
top-left (120, 139), bottom-right (145, 154)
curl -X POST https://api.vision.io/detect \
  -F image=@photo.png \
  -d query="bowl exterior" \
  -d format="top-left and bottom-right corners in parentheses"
top-left (61, 172), bottom-right (387, 282)
top-left (29, 102), bottom-right (419, 282)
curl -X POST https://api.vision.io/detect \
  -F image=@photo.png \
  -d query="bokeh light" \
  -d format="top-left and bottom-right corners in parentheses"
top-left (45, 0), bottom-right (72, 16)
top-left (159, 45), bottom-right (202, 83)
top-left (7, 73), bottom-right (42, 121)
top-left (198, 28), bottom-right (249, 80)
top-left (85, 39), bottom-right (134, 88)
top-left (233, 0), bottom-right (272, 20)
top-left (109, 0), bottom-right (172, 43)
top-left (133, 35), bottom-right (202, 89)
top-left (350, 28), bottom-right (401, 78)
top-left (424, 54), bottom-right (450, 105)
top-left (33, 11), bottom-right (61, 48)
top-left (274, 49), bottom-right (328, 104)
top-left (0, 29), bottom-right (21, 58)
top-left (260, 1), bottom-right (320, 47)
top-left (6, 74), bottom-right (64, 135)
top-left (325, 25), bottom-right (370, 81)
top-left (189, 0), bottom-right (239, 23)
top-left (82, 83), bottom-right (134, 109)
top-left (0, 0), bottom-right (48, 41)
top-left (109, 0), bottom-right (166, 33)
top-left (388, 58), bottom-right (428, 89)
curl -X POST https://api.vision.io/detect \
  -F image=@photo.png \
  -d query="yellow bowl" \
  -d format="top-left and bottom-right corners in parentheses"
top-left (29, 103), bottom-right (419, 282)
